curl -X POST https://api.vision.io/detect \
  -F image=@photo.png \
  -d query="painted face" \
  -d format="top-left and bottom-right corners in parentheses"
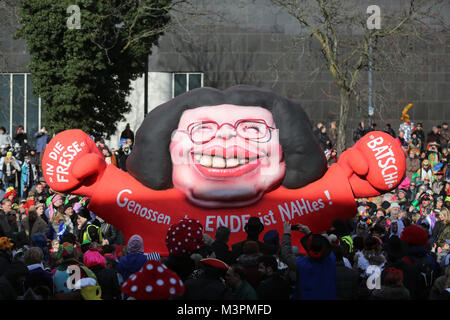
top-left (170, 104), bottom-right (286, 208)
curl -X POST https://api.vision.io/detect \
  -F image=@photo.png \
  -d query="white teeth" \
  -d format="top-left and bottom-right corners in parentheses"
top-left (194, 153), bottom-right (253, 168)
top-left (212, 156), bottom-right (226, 168)
top-left (199, 155), bottom-right (212, 167)
top-left (226, 158), bottom-right (239, 168)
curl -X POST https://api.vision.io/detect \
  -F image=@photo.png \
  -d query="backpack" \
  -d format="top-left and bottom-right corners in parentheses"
top-left (403, 255), bottom-right (435, 299)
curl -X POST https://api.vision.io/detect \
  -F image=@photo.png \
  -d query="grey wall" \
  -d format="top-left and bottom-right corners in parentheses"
top-left (149, 0), bottom-right (450, 147)
top-left (1, 0), bottom-right (449, 148)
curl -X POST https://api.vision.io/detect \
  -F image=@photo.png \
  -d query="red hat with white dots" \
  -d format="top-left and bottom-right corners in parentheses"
top-left (165, 218), bottom-right (204, 256)
top-left (121, 260), bottom-right (185, 300)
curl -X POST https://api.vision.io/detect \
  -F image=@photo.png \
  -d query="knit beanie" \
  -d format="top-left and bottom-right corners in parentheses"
top-left (127, 234), bottom-right (144, 254)
top-left (83, 248), bottom-right (106, 268)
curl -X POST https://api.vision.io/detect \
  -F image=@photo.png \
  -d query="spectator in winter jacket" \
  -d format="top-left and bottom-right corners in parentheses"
top-left (293, 231), bottom-right (337, 300)
top-left (256, 255), bottom-right (291, 300)
top-left (23, 247), bottom-right (53, 299)
top-left (370, 267), bottom-right (410, 300)
top-left (406, 150), bottom-right (421, 180)
top-left (181, 258), bottom-right (233, 300)
top-left (225, 264), bottom-right (257, 300)
top-left (0, 237), bottom-right (13, 276)
top-left (436, 208), bottom-right (450, 246)
top-left (400, 225), bottom-right (440, 299)
top-left (429, 265), bottom-right (450, 300)
top-left (232, 217), bottom-right (272, 258)
top-left (0, 261), bottom-right (29, 299)
top-left (83, 246), bottom-right (121, 300)
top-left (20, 206), bottom-right (48, 240)
top-left (211, 226), bottom-right (235, 265)
top-left (353, 121), bottom-right (368, 143)
top-left (117, 234), bottom-right (148, 281)
top-left (0, 127), bottom-right (12, 150)
top-left (383, 236), bottom-right (417, 298)
top-left (235, 241), bottom-right (263, 290)
top-left (13, 125), bottom-right (28, 149)
top-left (331, 245), bottom-right (359, 300)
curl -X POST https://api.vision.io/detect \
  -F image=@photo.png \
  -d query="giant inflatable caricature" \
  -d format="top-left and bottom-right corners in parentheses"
top-left (42, 86), bottom-right (406, 254)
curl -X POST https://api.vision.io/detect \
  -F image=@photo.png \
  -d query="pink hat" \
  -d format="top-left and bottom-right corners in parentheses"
top-left (83, 248), bottom-right (106, 268)
top-left (398, 176), bottom-right (410, 190)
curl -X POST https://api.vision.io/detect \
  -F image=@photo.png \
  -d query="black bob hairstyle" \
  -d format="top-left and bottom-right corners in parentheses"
top-left (126, 85), bottom-right (327, 190)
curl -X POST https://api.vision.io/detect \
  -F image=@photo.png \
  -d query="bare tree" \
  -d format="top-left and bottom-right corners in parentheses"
top-left (270, 0), bottom-right (449, 153)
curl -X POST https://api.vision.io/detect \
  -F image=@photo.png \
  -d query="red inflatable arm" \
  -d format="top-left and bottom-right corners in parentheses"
top-left (42, 130), bottom-right (405, 254)
top-left (339, 132), bottom-right (406, 198)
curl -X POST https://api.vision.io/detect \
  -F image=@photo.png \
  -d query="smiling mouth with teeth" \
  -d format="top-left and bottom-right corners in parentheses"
top-left (192, 153), bottom-right (257, 169)
top-left (191, 151), bottom-right (263, 179)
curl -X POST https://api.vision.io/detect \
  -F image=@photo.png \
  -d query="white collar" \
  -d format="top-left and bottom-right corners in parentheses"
top-left (27, 263), bottom-right (44, 271)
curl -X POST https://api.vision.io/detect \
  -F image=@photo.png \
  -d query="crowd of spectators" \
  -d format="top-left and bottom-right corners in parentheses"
top-left (0, 119), bottom-right (448, 300)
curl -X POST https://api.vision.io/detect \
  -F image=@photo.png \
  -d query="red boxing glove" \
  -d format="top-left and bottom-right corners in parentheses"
top-left (337, 131), bottom-right (406, 198)
top-left (42, 130), bottom-right (106, 197)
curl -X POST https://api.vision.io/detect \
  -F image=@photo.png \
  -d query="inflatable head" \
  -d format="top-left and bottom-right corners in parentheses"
top-left (126, 85), bottom-right (327, 208)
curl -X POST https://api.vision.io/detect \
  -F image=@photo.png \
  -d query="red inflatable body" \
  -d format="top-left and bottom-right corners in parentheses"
top-left (43, 129), bottom-right (405, 255)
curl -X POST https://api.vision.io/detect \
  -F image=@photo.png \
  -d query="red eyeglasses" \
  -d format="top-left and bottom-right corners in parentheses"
top-left (182, 119), bottom-right (276, 144)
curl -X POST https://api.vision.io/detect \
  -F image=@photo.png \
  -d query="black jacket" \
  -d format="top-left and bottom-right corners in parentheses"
top-left (211, 240), bottom-right (235, 265)
top-left (335, 261), bottom-right (360, 300)
top-left (231, 239), bottom-right (273, 258)
top-left (181, 274), bottom-right (233, 300)
top-left (89, 265), bottom-right (121, 300)
top-left (0, 212), bottom-right (12, 238)
top-left (256, 273), bottom-right (291, 300)
top-left (0, 250), bottom-right (11, 277)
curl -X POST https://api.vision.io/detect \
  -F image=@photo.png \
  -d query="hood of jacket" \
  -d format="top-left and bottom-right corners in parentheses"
top-left (118, 253), bottom-right (147, 273)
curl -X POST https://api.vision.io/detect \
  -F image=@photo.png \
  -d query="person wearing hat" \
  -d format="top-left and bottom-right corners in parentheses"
top-left (231, 216), bottom-right (272, 259)
top-left (0, 236), bottom-right (14, 276)
top-left (353, 236), bottom-right (386, 280)
top-left (383, 236), bottom-right (417, 295)
top-left (262, 229), bottom-right (280, 256)
top-left (52, 242), bottom-right (97, 299)
top-left (75, 206), bottom-right (102, 252)
top-left (388, 201), bottom-right (401, 218)
top-left (83, 244), bottom-right (121, 300)
top-left (400, 225), bottom-right (440, 299)
top-left (121, 259), bottom-right (184, 300)
top-left (164, 219), bottom-right (204, 282)
top-left (370, 266), bottom-right (411, 300)
top-left (413, 159), bottom-right (434, 186)
top-left (411, 192), bottom-right (434, 217)
top-left (292, 230), bottom-right (337, 300)
top-left (397, 188), bottom-right (410, 210)
top-left (117, 234), bottom-right (148, 282)
top-left (181, 257), bottom-right (232, 300)
top-left (432, 170), bottom-right (445, 195)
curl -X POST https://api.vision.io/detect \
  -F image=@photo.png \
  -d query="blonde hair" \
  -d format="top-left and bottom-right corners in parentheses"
top-left (440, 208), bottom-right (450, 225)
top-left (51, 206), bottom-right (65, 224)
